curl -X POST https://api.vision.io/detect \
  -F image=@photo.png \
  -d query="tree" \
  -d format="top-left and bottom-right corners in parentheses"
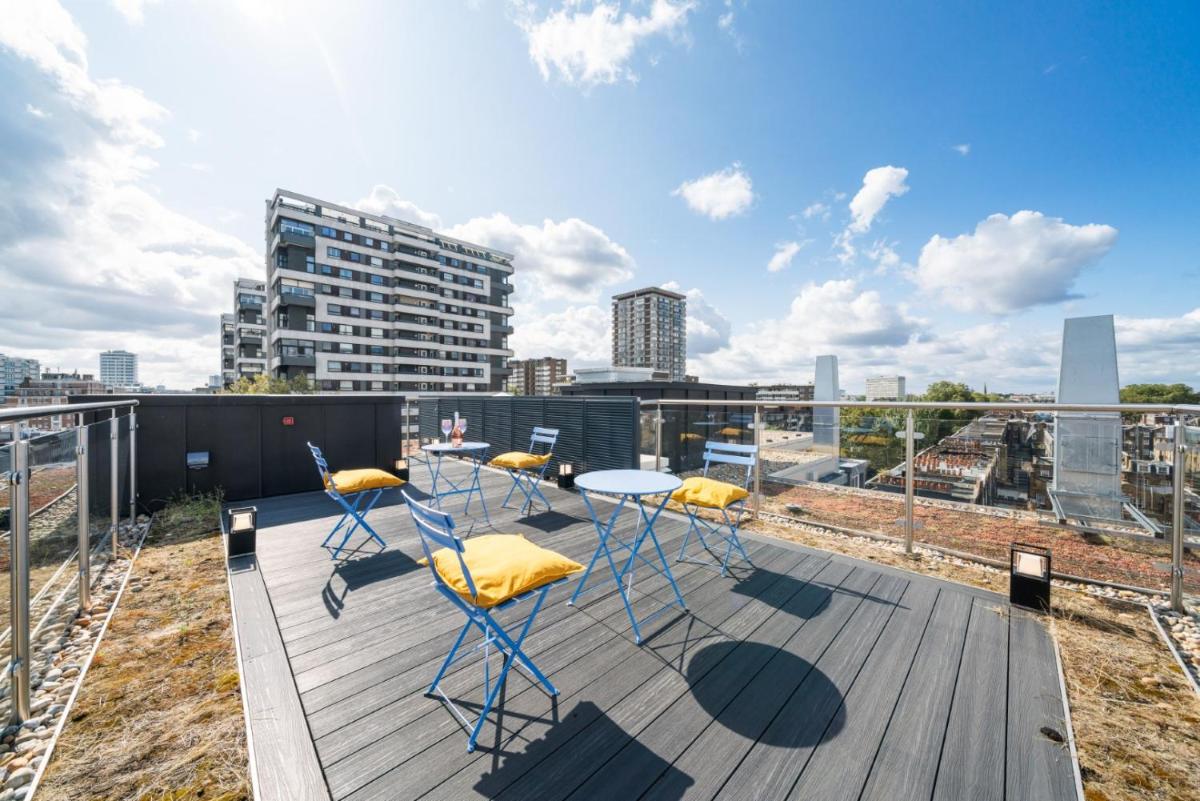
top-left (1119, 383), bottom-right (1199, 405)
top-left (222, 374), bottom-right (315, 395)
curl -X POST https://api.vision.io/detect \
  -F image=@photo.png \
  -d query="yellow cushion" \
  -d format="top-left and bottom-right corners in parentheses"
top-left (718, 426), bottom-right (748, 437)
top-left (427, 534), bottom-right (583, 608)
top-left (670, 476), bottom-right (749, 509)
top-left (326, 468), bottom-right (404, 494)
top-left (489, 451), bottom-right (552, 470)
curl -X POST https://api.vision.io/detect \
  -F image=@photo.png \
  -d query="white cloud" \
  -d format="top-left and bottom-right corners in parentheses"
top-left (914, 210), bottom-right (1119, 314)
top-left (662, 281), bottom-right (731, 356)
top-left (690, 279), bottom-right (925, 383)
top-left (182, 161), bottom-right (212, 172)
top-left (672, 163), bottom-right (754, 220)
top-left (510, 303), bottom-right (611, 366)
top-left (111, 0), bottom-right (159, 26)
top-left (953, 143), bottom-right (970, 156)
top-left (767, 240), bottom-right (804, 273)
top-left (25, 103), bottom-right (48, 118)
top-left (517, 0), bottom-right (696, 87)
top-left (0, 1), bottom-right (259, 389)
top-left (865, 240), bottom-right (901, 273)
top-left (446, 213), bottom-right (635, 302)
top-left (801, 202), bottom-right (829, 221)
top-left (848, 165), bottom-right (909, 234)
top-left (186, 127), bottom-right (202, 143)
top-left (353, 184), bottom-right (444, 229)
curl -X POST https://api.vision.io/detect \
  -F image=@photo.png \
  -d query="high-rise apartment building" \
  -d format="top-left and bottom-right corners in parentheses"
top-left (99, 349), bottom-right (138, 387)
top-left (611, 286), bottom-right (687, 382)
top-left (865, 375), bottom-right (906, 401)
top-left (0, 354), bottom-right (40, 397)
top-left (232, 279), bottom-right (268, 381)
top-left (508, 357), bottom-right (568, 396)
top-left (220, 313), bottom-right (236, 385)
top-left (264, 190), bottom-right (514, 392)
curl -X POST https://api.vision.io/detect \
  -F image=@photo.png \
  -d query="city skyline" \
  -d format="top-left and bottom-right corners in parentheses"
top-left (2, 2), bottom-right (1198, 391)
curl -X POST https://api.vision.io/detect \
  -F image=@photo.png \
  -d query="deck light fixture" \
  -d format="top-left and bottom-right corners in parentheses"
top-left (556, 463), bottom-right (575, 490)
top-left (228, 505), bottom-right (257, 557)
top-left (1009, 542), bottom-right (1051, 612)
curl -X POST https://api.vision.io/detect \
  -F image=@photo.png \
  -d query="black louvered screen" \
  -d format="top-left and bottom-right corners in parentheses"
top-left (411, 396), bottom-right (637, 472)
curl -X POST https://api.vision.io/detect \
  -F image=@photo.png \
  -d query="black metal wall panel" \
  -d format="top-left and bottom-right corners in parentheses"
top-left (511, 398), bottom-right (543, 455)
top-left (132, 404), bottom-right (186, 508)
top-left (260, 403), bottom-right (324, 497)
top-left (185, 404), bottom-right (261, 499)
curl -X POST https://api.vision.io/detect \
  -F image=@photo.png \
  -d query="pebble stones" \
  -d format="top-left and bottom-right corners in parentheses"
top-left (1154, 605), bottom-right (1200, 692)
top-left (0, 517), bottom-right (152, 791)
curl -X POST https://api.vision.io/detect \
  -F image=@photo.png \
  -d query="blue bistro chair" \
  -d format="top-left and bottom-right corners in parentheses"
top-left (489, 427), bottom-right (559, 515)
top-left (307, 442), bottom-right (404, 559)
top-left (672, 441), bottom-right (757, 576)
top-left (402, 489), bottom-right (581, 752)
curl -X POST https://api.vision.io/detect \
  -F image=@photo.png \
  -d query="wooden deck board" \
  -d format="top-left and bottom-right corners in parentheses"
top-left (225, 460), bottom-right (1078, 801)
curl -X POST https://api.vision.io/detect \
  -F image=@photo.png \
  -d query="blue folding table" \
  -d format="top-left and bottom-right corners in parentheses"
top-left (569, 469), bottom-right (687, 644)
top-left (422, 441), bottom-right (491, 522)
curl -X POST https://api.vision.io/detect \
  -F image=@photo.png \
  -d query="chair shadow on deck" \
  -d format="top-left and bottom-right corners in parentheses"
top-left (515, 510), bottom-right (589, 534)
top-left (686, 642), bottom-right (845, 747)
top-left (730, 567), bottom-right (902, 617)
top-left (469, 700), bottom-right (695, 800)
top-left (321, 548), bottom-right (420, 618)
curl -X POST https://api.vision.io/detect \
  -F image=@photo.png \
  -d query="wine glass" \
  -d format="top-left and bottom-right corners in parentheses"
top-left (440, 418), bottom-right (452, 443)
top-left (458, 418), bottom-right (468, 440)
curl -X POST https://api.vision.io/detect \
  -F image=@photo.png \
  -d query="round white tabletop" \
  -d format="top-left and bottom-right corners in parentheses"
top-left (574, 469), bottom-right (682, 496)
top-left (422, 442), bottom-right (490, 453)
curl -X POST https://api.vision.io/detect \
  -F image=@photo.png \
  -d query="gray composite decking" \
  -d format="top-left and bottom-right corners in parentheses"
top-left (225, 459), bottom-right (1079, 801)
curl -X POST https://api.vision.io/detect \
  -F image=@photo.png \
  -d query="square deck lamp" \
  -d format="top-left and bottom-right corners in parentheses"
top-left (393, 458), bottom-right (410, 482)
top-left (1010, 543), bottom-right (1051, 612)
top-left (227, 506), bottom-right (257, 558)
top-left (556, 463), bottom-right (575, 490)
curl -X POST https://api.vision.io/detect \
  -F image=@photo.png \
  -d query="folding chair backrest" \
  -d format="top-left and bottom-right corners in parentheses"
top-left (307, 442), bottom-right (334, 489)
top-left (528, 426), bottom-right (559, 456)
top-left (402, 489), bottom-right (478, 603)
top-left (702, 441), bottom-right (757, 488)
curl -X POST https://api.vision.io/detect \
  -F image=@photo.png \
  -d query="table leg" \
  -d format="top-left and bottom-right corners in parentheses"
top-left (638, 494), bottom-right (688, 612)
top-left (569, 491), bottom-right (628, 608)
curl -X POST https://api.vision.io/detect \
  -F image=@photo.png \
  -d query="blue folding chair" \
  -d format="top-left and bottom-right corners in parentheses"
top-left (403, 489), bottom-right (575, 752)
top-left (307, 442), bottom-right (403, 559)
top-left (490, 427), bottom-right (559, 515)
top-left (672, 441), bottom-right (757, 576)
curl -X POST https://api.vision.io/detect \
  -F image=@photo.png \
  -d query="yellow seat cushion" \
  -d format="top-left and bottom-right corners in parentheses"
top-left (718, 426), bottom-right (748, 438)
top-left (670, 476), bottom-right (749, 509)
top-left (427, 534), bottom-right (583, 608)
top-left (326, 468), bottom-right (404, 494)
top-left (489, 451), bottom-right (552, 471)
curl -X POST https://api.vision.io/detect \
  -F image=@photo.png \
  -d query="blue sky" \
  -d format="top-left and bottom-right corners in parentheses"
top-left (2, 0), bottom-right (1198, 391)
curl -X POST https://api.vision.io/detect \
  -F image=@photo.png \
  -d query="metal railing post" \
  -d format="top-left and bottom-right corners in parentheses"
top-left (110, 409), bottom-right (119, 556)
top-left (753, 407), bottom-right (762, 518)
top-left (654, 403), bottom-right (663, 472)
top-left (1170, 423), bottom-right (1186, 613)
top-left (77, 421), bottom-right (90, 610)
top-left (129, 411), bottom-right (137, 524)
top-left (9, 432), bottom-right (31, 724)
top-left (904, 409), bottom-right (915, 555)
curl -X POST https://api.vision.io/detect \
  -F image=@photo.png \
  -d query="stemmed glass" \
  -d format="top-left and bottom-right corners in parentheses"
top-left (458, 418), bottom-right (468, 440)
top-left (440, 418), bottom-right (452, 443)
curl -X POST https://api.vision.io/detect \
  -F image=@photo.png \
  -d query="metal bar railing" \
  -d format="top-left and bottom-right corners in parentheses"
top-left (76, 421), bottom-right (90, 611)
top-left (639, 397), bottom-right (1196, 613)
top-left (641, 398), bottom-right (1195, 415)
top-left (0, 399), bottom-right (138, 425)
top-left (8, 431), bottom-right (31, 724)
top-left (2, 398), bottom-right (137, 724)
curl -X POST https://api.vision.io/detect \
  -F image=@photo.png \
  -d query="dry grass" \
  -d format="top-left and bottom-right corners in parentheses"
top-left (37, 495), bottom-right (250, 801)
top-left (750, 516), bottom-right (1200, 801)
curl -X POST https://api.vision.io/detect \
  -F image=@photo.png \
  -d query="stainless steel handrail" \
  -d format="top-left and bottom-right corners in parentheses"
top-left (0, 399), bottom-right (139, 425)
top-left (640, 398), bottom-right (1198, 415)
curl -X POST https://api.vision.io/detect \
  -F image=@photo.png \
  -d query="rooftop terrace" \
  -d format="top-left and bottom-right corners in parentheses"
top-left (228, 460), bottom-right (1078, 801)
